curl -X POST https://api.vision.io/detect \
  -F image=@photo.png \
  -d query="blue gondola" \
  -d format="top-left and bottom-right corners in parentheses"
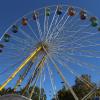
top-left (33, 11), bottom-right (39, 20)
top-left (12, 25), bottom-right (18, 33)
top-left (56, 6), bottom-right (62, 15)
top-left (0, 49), bottom-right (2, 53)
top-left (80, 10), bottom-right (87, 20)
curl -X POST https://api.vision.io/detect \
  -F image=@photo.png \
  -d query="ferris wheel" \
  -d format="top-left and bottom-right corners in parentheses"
top-left (0, 5), bottom-right (100, 100)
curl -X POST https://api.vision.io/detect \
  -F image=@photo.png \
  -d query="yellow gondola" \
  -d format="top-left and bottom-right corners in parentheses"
top-left (22, 17), bottom-right (28, 26)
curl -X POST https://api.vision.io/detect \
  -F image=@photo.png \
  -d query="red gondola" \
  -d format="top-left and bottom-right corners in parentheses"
top-left (68, 7), bottom-right (76, 16)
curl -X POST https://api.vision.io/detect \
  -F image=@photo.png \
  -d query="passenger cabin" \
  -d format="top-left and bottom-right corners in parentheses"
top-left (68, 7), bottom-right (76, 16)
top-left (12, 25), bottom-right (18, 33)
top-left (56, 6), bottom-right (62, 15)
top-left (22, 17), bottom-right (28, 26)
top-left (80, 10), bottom-right (87, 20)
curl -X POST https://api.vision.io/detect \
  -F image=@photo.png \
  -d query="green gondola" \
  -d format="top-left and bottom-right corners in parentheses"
top-left (91, 20), bottom-right (98, 27)
top-left (90, 17), bottom-right (98, 27)
top-left (56, 6), bottom-right (62, 15)
top-left (98, 27), bottom-right (100, 31)
top-left (0, 44), bottom-right (4, 48)
top-left (3, 34), bottom-right (11, 42)
top-left (12, 25), bottom-right (18, 33)
top-left (45, 8), bottom-right (50, 16)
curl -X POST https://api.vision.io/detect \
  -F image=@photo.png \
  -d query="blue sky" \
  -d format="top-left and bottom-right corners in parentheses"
top-left (0, 0), bottom-right (100, 34)
top-left (0, 0), bottom-right (100, 99)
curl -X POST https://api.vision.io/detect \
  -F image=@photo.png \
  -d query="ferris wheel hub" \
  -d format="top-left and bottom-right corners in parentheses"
top-left (36, 41), bottom-right (49, 53)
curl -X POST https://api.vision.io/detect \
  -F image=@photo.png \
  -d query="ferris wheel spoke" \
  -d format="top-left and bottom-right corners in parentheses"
top-left (48, 15), bottom-right (70, 42)
top-left (55, 14), bottom-right (79, 34)
top-left (35, 18), bottom-right (43, 41)
top-left (54, 39), bottom-right (99, 50)
top-left (65, 31), bottom-right (99, 47)
top-left (0, 57), bottom-right (26, 76)
top-left (22, 61), bottom-right (39, 95)
top-left (51, 29), bottom-right (97, 44)
top-left (27, 23), bottom-right (40, 42)
top-left (64, 23), bottom-right (92, 39)
top-left (64, 43), bottom-right (100, 51)
top-left (63, 54), bottom-right (100, 74)
top-left (11, 34), bottom-right (32, 46)
top-left (54, 15), bottom-right (59, 26)
top-left (57, 58), bottom-right (97, 100)
top-left (43, 17), bottom-right (50, 41)
top-left (39, 71), bottom-right (42, 100)
top-left (2, 46), bottom-right (30, 58)
top-left (19, 27), bottom-right (34, 41)
top-left (65, 26), bottom-right (91, 43)
top-left (29, 57), bottom-right (46, 99)
top-left (50, 8), bottom-right (69, 36)
top-left (57, 58), bottom-right (94, 88)
top-left (14, 58), bottom-right (35, 91)
top-left (45, 7), bottom-right (57, 41)
top-left (63, 48), bottom-right (100, 59)
top-left (0, 5), bottom-right (100, 99)
top-left (50, 18), bottom-right (90, 42)
top-left (3, 42), bottom-right (31, 52)
top-left (43, 9), bottom-right (47, 39)
top-left (42, 46), bottom-right (79, 100)
top-left (46, 61), bottom-right (59, 100)
top-left (49, 12), bottom-right (70, 40)
top-left (0, 52), bottom-right (29, 66)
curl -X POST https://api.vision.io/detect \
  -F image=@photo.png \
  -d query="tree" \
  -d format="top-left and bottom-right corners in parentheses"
top-left (23, 86), bottom-right (46, 100)
top-left (0, 86), bottom-right (46, 100)
top-left (52, 74), bottom-right (100, 100)
top-left (73, 74), bottom-right (96, 99)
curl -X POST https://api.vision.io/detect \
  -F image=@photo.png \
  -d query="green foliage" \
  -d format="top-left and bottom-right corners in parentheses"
top-left (52, 74), bottom-right (100, 100)
top-left (0, 86), bottom-right (46, 100)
